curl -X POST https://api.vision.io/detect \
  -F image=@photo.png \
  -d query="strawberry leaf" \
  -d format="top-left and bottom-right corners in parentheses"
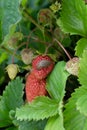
top-left (45, 115), bottom-right (65, 130)
top-left (0, 77), bottom-right (24, 127)
top-left (78, 49), bottom-right (87, 86)
top-left (64, 49), bottom-right (87, 129)
top-left (76, 94), bottom-right (87, 116)
top-left (15, 96), bottom-right (59, 121)
top-left (75, 38), bottom-right (87, 57)
top-left (45, 61), bottom-right (69, 129)
top-left (0, 0), bottom-right (21, 36)
top-left (6, 126), bottom-right (18, 130)
top-left (58, 0), bottom-right (87, 37)
top-left (15, 120), bottom-right (47, 130)
top-left (46, 61), bottom-right (69, 101)
top-left (75, 49), bottom-right (87, 116)
top-left (64, 86), bottom-right (87, 130)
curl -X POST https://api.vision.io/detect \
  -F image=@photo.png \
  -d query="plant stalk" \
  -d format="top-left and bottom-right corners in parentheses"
top-left (54, 38), bottom-right (72, 60)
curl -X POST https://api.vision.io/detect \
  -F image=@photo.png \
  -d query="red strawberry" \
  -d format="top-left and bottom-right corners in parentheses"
top-left (32, 55), bottom-right (54, 79)
top-left (25, 73), bottom-right (47, 102)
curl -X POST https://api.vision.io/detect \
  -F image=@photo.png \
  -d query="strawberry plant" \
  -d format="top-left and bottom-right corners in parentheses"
top-left (0, 0), bottom-right (87, 130)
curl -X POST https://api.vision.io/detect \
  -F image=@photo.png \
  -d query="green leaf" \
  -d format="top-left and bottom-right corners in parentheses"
top-left (0, 21), bottom-right (2, 42)
top-left (46, 61), bottom-right (69, 100)
top-left (76, 49), bottom-right (87, 115)
top-left (0, 0), bottom-right (22, 36)
top-left (45, 61), bottom-right (69, 129)
top-left (17, 120), bottom-right (47, 130)
top-left (76, 94), bottom-right (87, 116)
top-left (0, 51), bottom-right (8, 64)
top-left (2, 24), bottom-right (16, 47)
top-left (78, 49), bottom-right (87, 86)
top-left (16, 96), bottom-right (58, 121)
top-left (6, 126), bottom-right (18, 130)
top-left (65, 47), bottom-right (87, 129)
top-left (75, 38), bottom-right (87, 57)
top-left (1, 77), bottom-right (24, 110)
top-left (0, 77), bottom-right (24, 127)
top-left (45, 115), bottom-right (65, 130)
top-left (58, 0), bottom-right (87, 37)
top-left (21, 0), bottom-right (27, 7)
top-left (64, 86), bottom-right (87, 130)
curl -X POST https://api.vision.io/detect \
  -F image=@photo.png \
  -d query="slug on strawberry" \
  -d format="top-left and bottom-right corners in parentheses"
top-left (32, 55), bottom-right (54, 79)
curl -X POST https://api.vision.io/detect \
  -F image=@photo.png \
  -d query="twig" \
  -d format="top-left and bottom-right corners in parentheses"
top-left (0, 46), bottom-right (21, 60)
top-left (12, 42), bottom-right (27, 63)
top-left (44, 43), bottom-right (53, 55)
top-left (31, 36), bottom-right (49, 45)
top-left (54, 38), bottom-right (72, 60)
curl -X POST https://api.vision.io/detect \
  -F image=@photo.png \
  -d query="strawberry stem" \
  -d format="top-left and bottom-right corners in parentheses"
top-left (0, 46), bottom-right (21, 60)
top-left (44, 43), bottom-right (53, 55)
top-left (54, 38), bottom-right (72, 60)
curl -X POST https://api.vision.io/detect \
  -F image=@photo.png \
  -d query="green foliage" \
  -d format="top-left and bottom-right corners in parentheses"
top-left (6, 126), bottom-right (18, 130)
top-left (16, 120), bottom-right (47, 130)
top-left (0, 21), bottom-right (2, 42)
top-left (1, 0), bottom-right (87, 129)
top-left (21, 0), bottom-right (27, 7)
top-left (76, 49), bottom-right (87, 116)
top-left (46, 61), bottom-right (69, 100)
top-left (58, 0), bottom-right (87, 37)
top-left (78, 49), bottom-right (87, 86)
top-left (75, 38), bottom-right (87, 57)
top-left (56, 0), bottom-right (87, 129)
top-left (0, 49), bottom-right (8, 64)
top-left (64, 47), bottom-right (87, 130)
top-left (16, 96), bottom-right (58, 121)
top-left (16, 61), bottom-right (69, 129)
top-left (45, 115), bottom-right (65, 130)
top-left (64, 86), bottom-right (87, 130)
top-left (0, 0), bottom-right (21, 36)
top-left (45, 61), bottom-right (69, 130)
top-left (76, 94), bottom-right (87, 116)
top-left (0, 77), bottom-right (24, 127)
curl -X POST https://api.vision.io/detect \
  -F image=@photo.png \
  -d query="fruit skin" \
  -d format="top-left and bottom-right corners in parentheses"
top-left (65, 57), bottom-right (79, 76)
top-left (38, 9), bottom-right (52, 26)
top-left (25, 73), bottom-right (47, 102)
top-left (6, 64), bottom-right (19, 80)
top-left (21, 48), bottom-right (33, 65)
top-left (32, 55), bottom-right (54, 79)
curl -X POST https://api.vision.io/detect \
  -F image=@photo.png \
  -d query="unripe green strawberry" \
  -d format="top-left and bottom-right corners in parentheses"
top-left (7, 32), bottom-right (23, 49)
top-left (6, 64), bottom-right (19, 80)
top-left (25, 73), bottom-right (47, 102)
top-left (38, 9), bottom-right (52, 26)
top-left (32, 55), bottom-right (54, 79)
top-left (21, 48), bottom-right (34, 65)
top-left (65, 57), bottom-right (79, 76)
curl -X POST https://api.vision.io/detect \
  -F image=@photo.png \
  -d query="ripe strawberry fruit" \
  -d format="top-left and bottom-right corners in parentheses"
top-left (32, 55), bottom-right (54, 79)
top-left (25, 73), bottom-right (47, 102)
